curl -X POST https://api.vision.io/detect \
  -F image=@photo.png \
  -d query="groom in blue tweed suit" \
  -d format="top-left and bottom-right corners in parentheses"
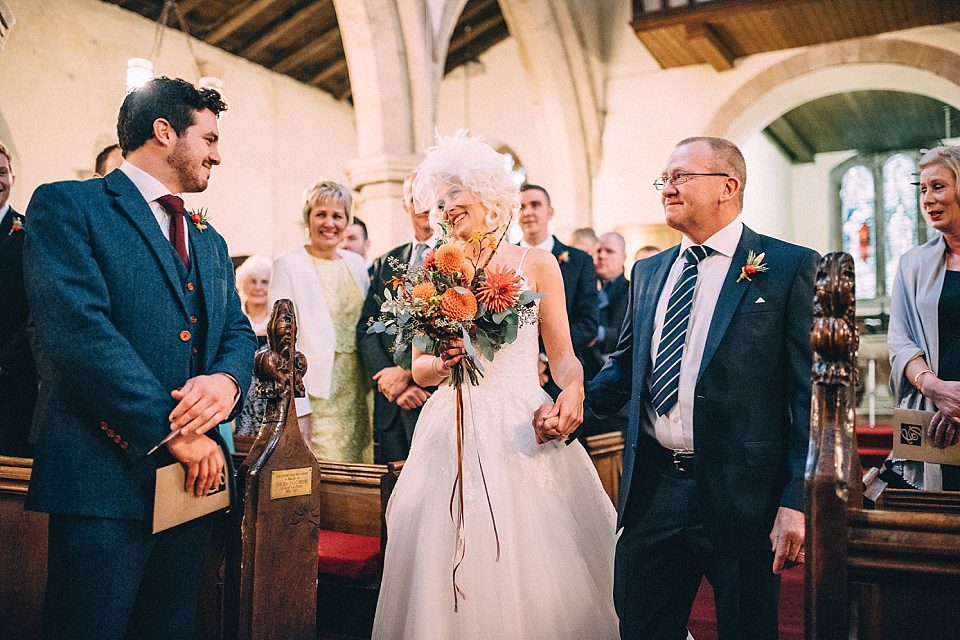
top-left (24, 77), bottom-right (256, 639)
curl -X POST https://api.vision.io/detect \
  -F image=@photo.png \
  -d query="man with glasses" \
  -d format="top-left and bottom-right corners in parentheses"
top-left (542, 137), bottom-right (818, 639)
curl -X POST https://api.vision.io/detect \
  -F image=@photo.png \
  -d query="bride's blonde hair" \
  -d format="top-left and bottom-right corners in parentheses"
top-left (413, 131), bottom-right (520, 236)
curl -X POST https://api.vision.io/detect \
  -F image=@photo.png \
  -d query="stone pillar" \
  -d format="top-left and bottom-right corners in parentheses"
top-left (334, 0), bottom-right (467, 254)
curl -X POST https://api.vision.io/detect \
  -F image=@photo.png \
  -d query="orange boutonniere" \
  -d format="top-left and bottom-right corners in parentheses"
top-left (188, 208), bottom-right (210, 232)
top-left (737, 250), bottom-right (768, 283)
top-left (557, 250), bottom-right (570, 263)
top-left (9, 214), bottom-right (24, 235)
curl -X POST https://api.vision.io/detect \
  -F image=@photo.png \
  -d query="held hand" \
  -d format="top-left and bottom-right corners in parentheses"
top-left (770, 506), bottom-right (805, 574)
top-left (169, 373), bottom-right (239, 436)
top-left (532, 403), bottom-right (562, 444)
top-left (927, 379), bottom-right (960, 433)
top-left (553, 385), bottom-right (585, 438)
top-left (373, 366), bottom-right (412, 402)
top-left (396, 384), bottom-right (431, 410)
top-left (165, 432), bottom-right (224, 498)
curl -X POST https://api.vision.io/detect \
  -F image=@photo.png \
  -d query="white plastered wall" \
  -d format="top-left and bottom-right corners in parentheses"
top-left (0, 0), bottom-right (358, 258)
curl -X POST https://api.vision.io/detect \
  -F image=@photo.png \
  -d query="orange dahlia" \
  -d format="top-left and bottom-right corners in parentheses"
top-left (421, 249), bottom-right (436, 270)
top-left (476, 264), bottom-right (523, 314)
top-left (411, 282), bottom-right (436, 302)
top-left (440, 287), bottom-right (478, 320)
top-left (434, 244), bottom-right (466, 275)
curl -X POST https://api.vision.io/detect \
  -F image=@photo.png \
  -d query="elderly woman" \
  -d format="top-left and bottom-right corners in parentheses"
top-left (372, 133), bottom-right (618, 639)
top-left (888, 145), bottom-right (960, 491)
top-left (233, 255), bottom-right (272, 437)
top-left (269, 181), bottom-right (372, 462)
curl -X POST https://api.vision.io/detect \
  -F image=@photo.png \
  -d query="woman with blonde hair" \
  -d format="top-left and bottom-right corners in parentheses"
top-left (373, 133), bottom-right (618, 639)
top-left (269, 181), bottom-right (372, 462)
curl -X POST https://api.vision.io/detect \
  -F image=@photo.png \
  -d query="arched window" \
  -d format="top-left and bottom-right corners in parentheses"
top-left (833, 151), bottom-right (927, 309)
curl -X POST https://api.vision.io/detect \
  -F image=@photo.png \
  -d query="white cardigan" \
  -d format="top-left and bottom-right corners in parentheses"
top-left (269, 247), bottom-right (370, 415)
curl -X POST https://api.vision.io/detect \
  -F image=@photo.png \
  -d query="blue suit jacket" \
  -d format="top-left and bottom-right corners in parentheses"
top-left (586, 225), bottom-right (818, 551)
top-left (23, 170), bottom-right (256, 520)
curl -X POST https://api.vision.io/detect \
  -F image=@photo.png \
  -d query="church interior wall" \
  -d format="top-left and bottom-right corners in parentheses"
top-left (0, 0), bottom-right (358, 259)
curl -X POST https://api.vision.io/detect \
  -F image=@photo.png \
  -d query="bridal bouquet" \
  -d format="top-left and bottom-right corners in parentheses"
top-left (368, 223), bottom-right (542, 387)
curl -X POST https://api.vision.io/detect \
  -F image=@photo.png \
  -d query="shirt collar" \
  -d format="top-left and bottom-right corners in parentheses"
top-left (412, 234), bottom-right (438, 249)
top-left (679, 217), bottom-right (743, 258)
top-left (0, 204), bottom-right (10, 225)
top-left (119, 160), bottom-right (174, 205)
top-left (521, 235), bottom-right (555, 253)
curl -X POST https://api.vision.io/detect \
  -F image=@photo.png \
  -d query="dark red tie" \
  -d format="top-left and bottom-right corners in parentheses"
top-left (156, 194), bottom-right (189, 267)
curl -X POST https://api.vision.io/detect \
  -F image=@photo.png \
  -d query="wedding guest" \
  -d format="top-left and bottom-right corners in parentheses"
top-left (358, 173), bottom-right (437, 463)
top-left (234, 254), bottom-right (272, 437)
top-left (270, 181), bottom-right (372, 462)
top-left (23, 77), bottom-right (255, 639)
top-left (341, 215), bottom-right (373, 271)
top-left (519, 184), bottom-right (598, 398)
top-left (888, 145), bottom-right (960, 490)
top-left (569, 226), bottom-right (599, 258)
top-left (584, 232), bottom-right (629, 382)
top-left (634, 244), bottom-right (661, 262)
top-left (93, 143), bottom-right (124, 178)
top-left (0, 140), bottom-right (37, 458)
top-left (572, 137), bottom-right (817, 639)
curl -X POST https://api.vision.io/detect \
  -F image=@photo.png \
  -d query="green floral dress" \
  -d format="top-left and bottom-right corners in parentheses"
top-left (307, 257), bottom-right (373, 463)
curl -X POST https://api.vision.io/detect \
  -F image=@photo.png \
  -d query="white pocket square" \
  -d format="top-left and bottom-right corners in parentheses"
top-left (755, 296), bottom-right (766, 303)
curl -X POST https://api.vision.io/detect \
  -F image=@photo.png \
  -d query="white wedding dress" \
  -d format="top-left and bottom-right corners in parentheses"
top-left (372, 292), bottom-right (620, 639)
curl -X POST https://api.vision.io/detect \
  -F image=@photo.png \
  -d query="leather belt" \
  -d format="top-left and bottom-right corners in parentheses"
top-left (651, 443), bottom-right (695, 473)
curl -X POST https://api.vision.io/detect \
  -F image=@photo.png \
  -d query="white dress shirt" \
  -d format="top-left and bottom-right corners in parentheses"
top-left (647, 218), bottom-right (744, 451)
top-left (0, 203), bottom-right (10, 227)
top-left (520, 235), bottom-right (555, 253)
top-left (118, 161), bottom-right (189, 260)
top-left (408, 234), bottom-right (438, 267)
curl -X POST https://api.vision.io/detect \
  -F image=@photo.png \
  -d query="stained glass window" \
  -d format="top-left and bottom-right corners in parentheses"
top-left (840, 165), bottom-right (876, 300)
top-left (882, 154), bottom-right (919, 296)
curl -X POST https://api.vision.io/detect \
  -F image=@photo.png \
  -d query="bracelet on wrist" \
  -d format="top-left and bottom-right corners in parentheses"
top-left (914, 368), bottom-right (934, 394)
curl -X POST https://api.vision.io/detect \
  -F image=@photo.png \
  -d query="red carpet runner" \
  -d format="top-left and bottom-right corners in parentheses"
top-left (686, 564), bottom-right (804, 640)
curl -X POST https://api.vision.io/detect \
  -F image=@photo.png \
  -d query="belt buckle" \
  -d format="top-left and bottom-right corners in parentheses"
top-left (672, 451), bottom-right (693, 472)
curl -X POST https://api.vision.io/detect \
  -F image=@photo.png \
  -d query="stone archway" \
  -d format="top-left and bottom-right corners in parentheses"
top-left (706, 38), bottom-right (960, 138)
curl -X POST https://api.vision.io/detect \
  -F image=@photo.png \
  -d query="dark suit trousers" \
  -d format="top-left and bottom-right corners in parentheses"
top-left (615, 447), bottom-right (780, 640)
top-left (43, 512), bottom-right (218, 640)
top-left (375, 405), bottom-right (422, 464)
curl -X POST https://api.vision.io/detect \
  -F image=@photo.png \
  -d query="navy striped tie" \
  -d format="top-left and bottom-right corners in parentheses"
top-left (650, 245), bottom-right (713, 417)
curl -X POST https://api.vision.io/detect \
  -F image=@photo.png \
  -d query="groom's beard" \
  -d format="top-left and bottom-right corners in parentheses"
top-left (167, 137), bottom-right (209, 193)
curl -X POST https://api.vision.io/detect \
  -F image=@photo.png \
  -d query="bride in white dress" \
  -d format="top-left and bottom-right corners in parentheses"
top-left (372, 133), bottom-right (620, 640)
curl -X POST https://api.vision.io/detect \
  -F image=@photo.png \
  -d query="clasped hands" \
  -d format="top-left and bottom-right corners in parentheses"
top-left (925, 379), bottom-right (960, 449)
top-left (373, 366), bottom-right (431, 410)
top-left (531, 386), bottom-right (584, 444)
top-left (165, 373), bottom-right (238, 497)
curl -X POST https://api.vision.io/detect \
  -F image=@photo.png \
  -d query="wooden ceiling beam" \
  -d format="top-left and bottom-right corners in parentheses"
top-left (685, 22), bottom-right (734, 71)
top-left (633, 0), bottom-right (809, 30)
top-left (176, 0), bottom-right (207, 15)
top-left (447, 13), bottom-right (505, 61)
top-left (272, 26), bottom-right (341, 75)
top-left (766, 114), bottom-right (816, 163)
top-left (203, 0), bottom-right (281, 46)
top-left (239, 2), bottom-right (322, 60)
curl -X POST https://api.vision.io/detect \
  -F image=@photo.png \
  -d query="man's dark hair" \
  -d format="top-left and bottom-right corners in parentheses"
top-left (350, 216), bottom-right (368, 240)
top-left (95, 144), bottom-right (122, 175)
top-left (520, 183), bottom-right (550, 206)
top-left (117, 77), bottom-right (228, 154)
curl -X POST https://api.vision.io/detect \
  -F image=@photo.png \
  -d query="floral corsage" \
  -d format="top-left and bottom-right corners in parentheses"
top-left (9, 213), bottom-right (24, 235)
top-left (188, 208), bottom-right (210, 232)
top-left (736, 250), bottom-right (768, 282)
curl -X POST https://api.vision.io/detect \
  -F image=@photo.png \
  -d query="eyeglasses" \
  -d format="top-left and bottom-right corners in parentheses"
top-left (653, 172), bottom-right (729, 191)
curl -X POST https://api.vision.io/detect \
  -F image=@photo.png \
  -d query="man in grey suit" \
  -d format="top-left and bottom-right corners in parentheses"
top-left (24, 77), bottom-right (256, 639)
top-left (536, 137), bottom-right (817, 640)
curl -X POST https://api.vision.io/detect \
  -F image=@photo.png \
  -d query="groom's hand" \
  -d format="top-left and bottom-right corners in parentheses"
top-left (169, 373), bottom-right (240, 436)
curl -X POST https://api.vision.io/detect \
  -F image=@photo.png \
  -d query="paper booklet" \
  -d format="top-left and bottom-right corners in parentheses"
top-left (153, 447), bottom-right (231, 534)
top-left (892, 408), bottom-right (960, 466)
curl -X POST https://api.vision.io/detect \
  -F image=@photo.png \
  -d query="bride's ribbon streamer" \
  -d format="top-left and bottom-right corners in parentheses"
top-left (449, 363), bottom-right (500, 612)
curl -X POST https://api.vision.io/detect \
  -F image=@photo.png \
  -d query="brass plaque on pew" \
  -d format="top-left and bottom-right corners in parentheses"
top-left (270, 468), bottom-right (313, 499)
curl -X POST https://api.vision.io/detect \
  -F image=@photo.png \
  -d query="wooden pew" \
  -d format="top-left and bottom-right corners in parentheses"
top-left (806, 253), bottom-right (960, 640)
top-left (0, 456), bottom-right (46, 640)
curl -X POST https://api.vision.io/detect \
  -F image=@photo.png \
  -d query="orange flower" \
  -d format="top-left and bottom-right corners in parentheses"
top-left (477, 264), bottom-right (522, 314)
top-left (440, 287), bottom-right (478, 320)
top-left (388, 275), bottom-right (406, 291)
top-left (422, 249), bottom-right (436, 270)
top-left (434, 244), bottom-right (466, 275)
top-left (412, 282), bottom-right (436, 302)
